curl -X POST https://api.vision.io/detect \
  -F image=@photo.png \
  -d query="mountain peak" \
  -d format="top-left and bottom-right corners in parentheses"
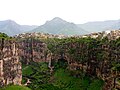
top-left (52, 17), bottom-right (64, 21)
top-left (0, 20), bottom-right (37, 36)
top-left (2, 20), bottom-right (18, 25)
top-left (6, 19), bottom-right (14, 22)
top-left (45, 17), bottom-right (67, 25)
top-left (31, 17), bottom-right (87, 35)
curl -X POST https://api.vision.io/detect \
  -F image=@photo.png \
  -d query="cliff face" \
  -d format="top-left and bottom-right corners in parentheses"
top-left (17, 30), bottom-right (120, 90)
top-left (18, 38), bottom-right (51, 64)
top-left (0, 39), bottom-right (22, 87)
top-left (0, 30), bottom-right (119, 89)
top-left (18, 38), bottom-right (120, 89)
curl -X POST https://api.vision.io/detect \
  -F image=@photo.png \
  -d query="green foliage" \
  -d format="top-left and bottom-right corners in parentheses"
top-left (53, 69), bottom-right (72, 89)
top-left (22, 62), bottom-right (50, 90)
top-left (21, 59), bottom-right (105, 90)
top-left (37, 84), bottom-right (60, 90)
top-left (0, 85), bottom-right (31, 90)
top-left (0, 32), bottom-right (11, 39)
top-left (54, 59), bottom-right (68, 69)
top-left (68, 48), bottom-right (76, 54)
top-left (53, 68), bottom-right (103, 90)
top-left (22, 66), bottom-right (33, 76)
top-left (111, 63), bottom-right (120, 71)
top-left (0, 33), bottom-right (8, 38)
top-left (87, 79), bottom-right (104, 90)
top-left (20, 36), bottom-right (120, 90)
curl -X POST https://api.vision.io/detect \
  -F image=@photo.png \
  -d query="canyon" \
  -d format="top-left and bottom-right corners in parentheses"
top-left (0, 30), bottom-right (120, 90)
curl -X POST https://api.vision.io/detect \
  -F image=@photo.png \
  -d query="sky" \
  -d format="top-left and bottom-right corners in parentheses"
top-left (0, 0), bottom-right (120, 25)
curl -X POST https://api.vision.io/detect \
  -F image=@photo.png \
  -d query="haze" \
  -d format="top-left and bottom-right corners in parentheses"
top-left (0, 0), bottom-right (120, 25)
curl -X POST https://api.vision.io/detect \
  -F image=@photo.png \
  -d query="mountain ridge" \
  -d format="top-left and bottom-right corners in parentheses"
top-left (30, 17), bottom-right (89, 35)
top-left (1, 17), bottom-right (120, 36)
top-left (0, 20), bottom-right (38, 36)
top-left (78, 19), bottom-right (120, 32)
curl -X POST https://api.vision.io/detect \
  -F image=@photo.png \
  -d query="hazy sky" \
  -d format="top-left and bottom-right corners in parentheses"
top-left (0, 0), bottom-right (120, 25)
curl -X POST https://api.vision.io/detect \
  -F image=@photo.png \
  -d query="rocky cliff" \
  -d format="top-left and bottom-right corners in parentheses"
top-left (0, 38), bottom-right (22, 87)
top-left (17, 30), bottom-right (120, 90)
top-left (0, 30), bottom-right (120, 90)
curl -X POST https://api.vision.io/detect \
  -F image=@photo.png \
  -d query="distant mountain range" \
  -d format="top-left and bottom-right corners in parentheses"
top-left (0, 20), bottom-right (37, 36)
top-left (78, 19), bottom-right (120, 32)
top-left (30, 17), bottom-right (88, 35)
top-left (0, 18), bottom-right (120, 36)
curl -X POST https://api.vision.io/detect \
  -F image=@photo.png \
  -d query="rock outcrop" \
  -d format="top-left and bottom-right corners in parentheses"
top-left (0, 38), bottom-right (22, 87)
top-left (18, 38), bottom-right (51, 64)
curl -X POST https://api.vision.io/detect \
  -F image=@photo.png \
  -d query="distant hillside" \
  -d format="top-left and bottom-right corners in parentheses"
top-left (30, 17), bottom-right (88, 35)
top-left (1, 18), bottom-right (120, 36)
top-left (0, 20), bottom-right (37, 36)
top-left (78, 19), bottom-right (120, 32)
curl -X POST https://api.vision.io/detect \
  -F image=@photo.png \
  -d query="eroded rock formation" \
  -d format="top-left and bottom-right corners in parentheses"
top-left (18, 38), bottom-right (51, 64)
top-left (17, 30), bottom-right (120, 90)
top-left (0, 30), bottom-right (120, 89)
top-left (0, 39), bottom-right (22, 87)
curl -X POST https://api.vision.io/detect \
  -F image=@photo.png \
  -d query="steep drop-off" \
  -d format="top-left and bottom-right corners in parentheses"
top-left (0, 30), bottom-right (120, 90)
top-left (0, 38), bottom-right (22, 87)
top-left (17, 30), bottom-right (120, 90)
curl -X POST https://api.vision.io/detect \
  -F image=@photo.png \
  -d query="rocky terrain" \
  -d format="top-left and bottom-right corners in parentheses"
top-left (0, 30), bottom-right (120, 90)
top-left (0, 38), bottom-right (22, 87)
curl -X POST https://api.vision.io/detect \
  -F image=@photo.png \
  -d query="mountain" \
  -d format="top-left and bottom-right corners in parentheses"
top-left (20, 25), bottom-right (37, 32)
top-left (0, 20), bottom-right (21, 36)
top-left (0, 20), bottom-right (37, 36)
top-left (30, 17), bottom-right (88, 35)
top-left (78, 19), bottom-right (120, 32)
top-left (1, 18), bottom-right (120, 36)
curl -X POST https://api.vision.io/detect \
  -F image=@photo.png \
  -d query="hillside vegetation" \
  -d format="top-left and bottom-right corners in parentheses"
top-left (0, 31), bottom-right (120, 90)
top-left (20, 35), bottom-right (120, 90)
top-left (0, 85), bottom-right (31, 90)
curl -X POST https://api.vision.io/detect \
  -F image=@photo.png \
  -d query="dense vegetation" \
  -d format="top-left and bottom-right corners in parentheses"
top-left (22, 60), bottom-right (104, 90)
top-left (0, 33), bottom-right (9, 39)
top-left (0, 32), bottom-right (120, 90)
top-left (21, 36), bottom-right (120, 90)
top-left (0, 32), bottom-right (12, 40)
top-left (0, 85), bottom-right (31, 90)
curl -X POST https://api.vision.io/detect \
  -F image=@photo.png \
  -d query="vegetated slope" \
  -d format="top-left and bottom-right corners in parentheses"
top-left (0, 85), bottom-right (31, 90)
top-left (0, 32), bottom-right (9, 38)
top-left (0, 20), bottom-right (37, 36)
top-left (78, 19), bottom-right (120, 32)
top-left (31, 17), bottom-right (88, 35)
top-left (22, 61), bottom-right (104, 90)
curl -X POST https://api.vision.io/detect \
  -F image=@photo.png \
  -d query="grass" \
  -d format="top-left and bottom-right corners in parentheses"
top-left (0, 85), bottom-right (31, 90)
top-left (22, 66), bottom-right (33, 76)
top-left (87, 79), bottom-right (104, 90)
top-left (53, 68), bottom-right (104, 90)
top-left (53, 69), bottom-right (89, 90)
top-left (21, 62), bottom-right (105, 90)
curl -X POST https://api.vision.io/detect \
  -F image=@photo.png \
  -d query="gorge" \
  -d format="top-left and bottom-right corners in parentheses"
top-left (0, 30), bottom-right (120, 90)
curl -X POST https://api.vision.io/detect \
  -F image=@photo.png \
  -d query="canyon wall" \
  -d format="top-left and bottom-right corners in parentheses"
top-left (0, 30), bottom-right (119, 89)
top-left (18, 34), bottom-right (120, 90)
top-left (0, 38), bottom-right (22, 87)
top-left (18, 38), bottom-right (51, 64)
